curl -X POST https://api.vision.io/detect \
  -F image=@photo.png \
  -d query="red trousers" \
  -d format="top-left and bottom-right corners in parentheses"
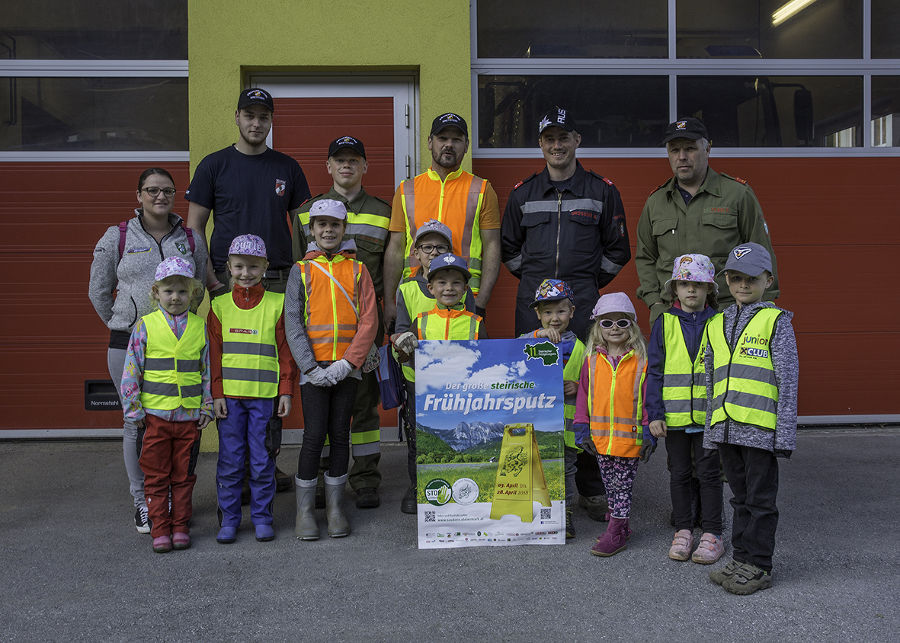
top-left (139, 414), bottom-right (201, 538)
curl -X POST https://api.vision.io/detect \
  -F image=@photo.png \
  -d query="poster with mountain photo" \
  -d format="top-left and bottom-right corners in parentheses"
top-left (415, 338), bottom-right (565, 549)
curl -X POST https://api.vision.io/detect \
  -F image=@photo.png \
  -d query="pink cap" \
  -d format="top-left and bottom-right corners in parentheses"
top-left (590, 292), bottom-right (637, 320)
top-left (664, 253), bottom-right (718, 293)
top-left (155, 256), bottom-right (194, 281)
top-left (228, 234), bottom-right (267, 258)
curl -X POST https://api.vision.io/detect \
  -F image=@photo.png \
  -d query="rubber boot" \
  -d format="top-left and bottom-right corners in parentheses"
top-left (294, 476), bottom-right (320, 541)
top-left (324, 473), bottom-right (350, 538)
top-left (590, 516), bottom-right (629, 557)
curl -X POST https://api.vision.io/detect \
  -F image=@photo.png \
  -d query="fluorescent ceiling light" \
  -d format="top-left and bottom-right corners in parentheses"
top-left (772, 0), bottom-right (817, 26)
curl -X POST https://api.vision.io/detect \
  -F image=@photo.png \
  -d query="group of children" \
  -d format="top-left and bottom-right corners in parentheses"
top-left (118, 195), bottom-right (797, 596)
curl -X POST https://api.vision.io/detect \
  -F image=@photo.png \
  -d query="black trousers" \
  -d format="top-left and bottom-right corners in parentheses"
top-left (404, 380), bottom-right (417, 485)
top-left (718, 443), bottom-right (779, 571)
top-left (297, 378), bottom-right (358, 479)
top-left (665, 430), bottom-right (723, 534)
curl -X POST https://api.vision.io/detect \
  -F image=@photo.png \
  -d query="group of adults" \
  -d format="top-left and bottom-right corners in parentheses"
top-left (91, 87), bottom-right (778, 524)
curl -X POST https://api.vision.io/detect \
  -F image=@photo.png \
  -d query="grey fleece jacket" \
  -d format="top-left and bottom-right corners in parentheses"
top-left (89, 210), bottom-right (208, 333)
top-left (703, 300), bottom-right (798, 454)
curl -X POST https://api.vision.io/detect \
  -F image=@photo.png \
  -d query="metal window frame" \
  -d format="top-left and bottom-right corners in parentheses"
top-left (0, 59), bottom-right (189, 161)
top-left (470, 0), bottom-right (900, 157)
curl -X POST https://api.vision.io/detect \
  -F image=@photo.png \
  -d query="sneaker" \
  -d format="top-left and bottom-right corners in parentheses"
top-left (172, 532), bottom-right (191, 550)
top-left (216, 525), bottom-right (238, 544)
top-left (668, 529), bottom-right (693, 561)
top-left (692, 533), bottom-right (725, 565)
top-left (255, 524), bottom-right (275, 542)
top-left (275, 467), bottom-right (293, 493)
top-left (355, 487), bottom-right (381, 509)
top-left (152, 535), bottom-right (172, 553)
top-left (565, 509), bottom-right (575, 539)
top-left (579, 494), bottom-right (609, 521)
top-left (709, 558), bottom-right (742, 586)
top-left (723, 562), bottom-right (773, 595)
top-left (134, 507), bottom-right (151, 534)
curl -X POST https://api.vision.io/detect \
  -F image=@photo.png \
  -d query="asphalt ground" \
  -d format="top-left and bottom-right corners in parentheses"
top-left (0, 428), bottom-right (897, 641)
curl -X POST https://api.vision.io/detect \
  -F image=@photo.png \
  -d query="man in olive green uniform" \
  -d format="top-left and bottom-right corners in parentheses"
top-left (292, 136), bottom-right (391, 508)
top-left (636, 118), bottom-right (779, 323)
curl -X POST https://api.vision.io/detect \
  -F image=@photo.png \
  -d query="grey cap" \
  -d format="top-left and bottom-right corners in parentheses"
top-left (309, 198), bottom-right (347, 221)
top-left (414, 219), bottom-right (453, 246)
top-left (721, 242), bottom-right (772, 277)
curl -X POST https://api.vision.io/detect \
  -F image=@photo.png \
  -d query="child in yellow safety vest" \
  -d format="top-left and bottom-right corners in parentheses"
top-left (572, 292), bottom-right (655, 557)
top-left (647, 254), bottom-right (724, 564)
top-left (518, 278), bottom-right (586, 540)
top-left (120, 257), bottom-right (213, 554)
top-left (209, 234), bottom-right (297, 545)
top-left (391, 252), bottom-right (485, 514)
top-left (703, 243), bottom-right (798, 596)
top-left (285, 199), bottom-right (378, 541)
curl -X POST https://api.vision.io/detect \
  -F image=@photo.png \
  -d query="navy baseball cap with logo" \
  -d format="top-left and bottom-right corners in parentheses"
top-left (427, 253), bottom-right (471, 282)
top-left (538, 106), bottom-right (577, 135)
top-left (662, 117), bottom-right (709, 144)
top-left (237, 87), bottom-right (274, 112)
top-left (430, 112), bottom-right (468, 137)
top-left (721, 242), bottom-right (772, 277)
top-left (328, 135), bottom-right (366, 159)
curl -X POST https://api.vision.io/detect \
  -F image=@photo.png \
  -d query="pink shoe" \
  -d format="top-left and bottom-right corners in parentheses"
top-left (590, 517), bottom-right (629, 557)
top-left (152, 535), bottom-right (172, 554)
top-left (668, 529), bottom-right (693, 561)
top-left (172, 531), bottom-right (191, 550)
top-left (692, 532), bottom-right (725, 564)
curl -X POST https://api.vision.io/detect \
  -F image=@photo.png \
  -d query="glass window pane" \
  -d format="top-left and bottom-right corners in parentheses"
top-left (3, 1), bottom-right (187, 59)
top-left (872, 0), bottom-right (900, 58)
top-left (0, 77), bottom-right (188, 151)
top-left (478, 75), bottom-right (669, 147)
top-left (476, 0), bottom-right (667, 58)
top-left (872, 77), bottom-right (900, 147)
top-left (677, 1), bottom-right (861, 59)
top-left (677, 76), bottom-right (862, 146)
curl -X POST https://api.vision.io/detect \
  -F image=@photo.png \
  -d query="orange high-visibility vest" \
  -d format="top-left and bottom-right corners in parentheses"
top-left (587, 350), bottom-right (647, 458)
top-left (297, 254), bottom-right (362, 362)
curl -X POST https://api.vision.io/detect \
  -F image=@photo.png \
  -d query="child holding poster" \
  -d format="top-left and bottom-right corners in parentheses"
top-left (519, 278), bottom-right (585, 540)
top-left (391, 252), bottom-right (485, 513)
top-left (572, 292), bottom-right (655, 557)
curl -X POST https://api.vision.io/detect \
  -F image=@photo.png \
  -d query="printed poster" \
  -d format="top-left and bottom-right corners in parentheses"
top-left (415, 338), bottom-right (565, 549)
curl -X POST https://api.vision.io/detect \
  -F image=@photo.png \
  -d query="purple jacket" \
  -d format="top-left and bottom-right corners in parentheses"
top-left (646, 303), bottom-right (718, 426)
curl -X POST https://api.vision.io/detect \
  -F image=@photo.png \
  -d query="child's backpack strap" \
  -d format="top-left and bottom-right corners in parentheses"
top-left (117, 220), bottom-right (195, 264)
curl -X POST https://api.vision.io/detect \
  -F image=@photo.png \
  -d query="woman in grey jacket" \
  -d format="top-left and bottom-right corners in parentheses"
top-left (88, 167), bottom-right (207, 534)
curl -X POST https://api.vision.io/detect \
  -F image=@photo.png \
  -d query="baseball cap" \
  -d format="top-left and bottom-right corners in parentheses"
top-left (228, 234), bottom-right (267, 259)
top-left (662, 117), bottom-right (708, 144)
top-left (414, 219), bottom-right (453, 246)
top-left (155, 256), bottom-right (194, 282)
top-left (309, 198), bottom-right (348, 221)
top-left (721, 243), bottom-right (772, 277)
top-left (427, 253), bottom-right (471, 282)
top-left (430, 112), bottom-right (468, 137)
top-left (531, 278), bottom-right (575, 308)
top-left (328, 135), bottom-right (366, 159)
top-left (538, 106), bottom-right (577, 135)
top-left (590, 292), bottom-right (637, 321)
top-left (237, 88), bottom-right (274, 112)
top-left (664, 253), bottom-right (718, 293)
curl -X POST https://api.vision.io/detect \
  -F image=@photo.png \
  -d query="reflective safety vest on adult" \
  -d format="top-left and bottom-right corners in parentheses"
top-left (411, 306), bottom-right (482, 383)
top-left (587, 350), bottom-right (647, 458)
top-left (708, 308), bottom-right (781, 431)
top-left (140, 309), bottom-right (205, 410)
top-left (400, 168), bottom-right (488, 293)
top-left (661, 313), bottom-right (709, 427)
top-left (297, 254), bottom-right (362, 362)
top-left (211, 291), bottom-right (284, 398)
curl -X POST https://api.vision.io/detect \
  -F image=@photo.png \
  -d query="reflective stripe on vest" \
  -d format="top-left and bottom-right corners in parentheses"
top-left (400, 169), bottom-right (487, 292)
top-left (211, 290), bottom-right (283, 398)
top-left (661, 313), bottom-right (709, 427)
top-left (586, 350), bottom-right (646, 458)
top-left (561, 338), bottom-right (586, 448)
top-left (140, 309), bottom-right (205, 410)
top-left (708, 308), bottom-right (781, 431)
top-left (410, 307), bottom-right (481, 383)
top-left (298, 255), bottom-right (361, 362)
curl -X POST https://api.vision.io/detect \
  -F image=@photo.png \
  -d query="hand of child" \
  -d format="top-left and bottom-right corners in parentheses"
top-left (580, 438), bottom-right (599, 457)
top-left (392, 331), bottom-right (418, 362)
top-left (563, 380), bottom-right (578, 397)
top-left (536, 328), bottom-right (561, 343)
top-left (324, 358), bottom-right (353, 383)
top-left (649, 420), bottom-right (667, 438)
top-left (639, 441), bottom-right (656, 463)
top-left (305, 366), bottom-right (333, 388)
top-left (134, 417), bottom-right (145, 430)
top-left (198, 414), bottom-right (212, 429)
top-left (277, 394), bottom-right (292, 417)
top-left (214, 398), bottom-right (228, 419)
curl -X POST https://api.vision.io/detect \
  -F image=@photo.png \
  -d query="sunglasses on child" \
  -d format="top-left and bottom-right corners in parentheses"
top-left (598, 318), bottom-right (632, 329)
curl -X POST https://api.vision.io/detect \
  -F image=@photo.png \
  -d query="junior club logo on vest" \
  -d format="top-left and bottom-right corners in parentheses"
top-left (740, 334), bottom-right (770, 359)
top-left (229, 328), bottom-right (259, 335)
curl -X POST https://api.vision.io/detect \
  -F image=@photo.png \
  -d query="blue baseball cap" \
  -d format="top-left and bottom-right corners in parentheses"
top-left (427, 253), bottom-right (471, 282)
top-left (531, 278), bottom-right (575, 308)
top-left (721, 242), bottom-right (772, 277)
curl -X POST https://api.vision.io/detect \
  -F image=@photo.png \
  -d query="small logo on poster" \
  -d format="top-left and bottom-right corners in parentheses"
top-left (424, 478), bottom-right (452, 506)
top-left (452, 478), bottom-right (479, 505)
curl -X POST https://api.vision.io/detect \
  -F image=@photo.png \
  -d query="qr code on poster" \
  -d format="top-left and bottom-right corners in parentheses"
top-left (424, 511), bottom-right (435, 523)
top-left (540, 508), bottom-right (552, 520)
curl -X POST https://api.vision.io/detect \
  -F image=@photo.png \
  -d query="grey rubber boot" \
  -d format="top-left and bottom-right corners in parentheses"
top-left (324, 473), bottom-right (350, 538)
top-left (294, 476), bottom-right (320, 541)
